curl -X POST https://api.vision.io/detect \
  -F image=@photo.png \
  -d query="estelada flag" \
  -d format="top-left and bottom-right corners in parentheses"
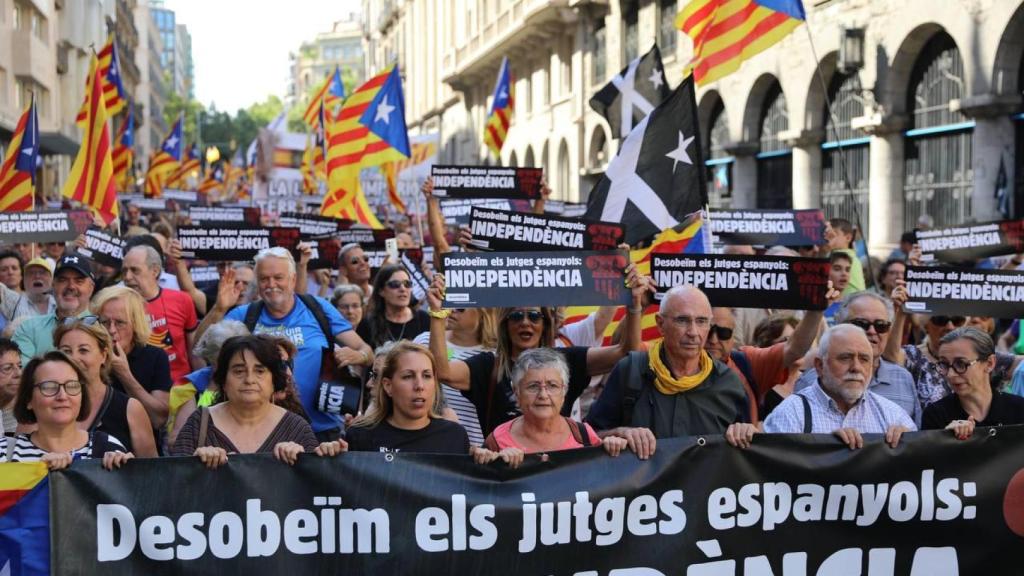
top-left (62, 55), bottom-right (119, 224)
top-left (0, 462), bottom-right (50, 576)
top-left (75, 33), bottom-right (127, 124)
top-left (0, 96), bottom-right (39, 212)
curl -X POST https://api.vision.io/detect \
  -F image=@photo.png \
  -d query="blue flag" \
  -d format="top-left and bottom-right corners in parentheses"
top-left (14, 97), bottom-right (39, 184)
top-left (358, 66), bottom-right (411, 157)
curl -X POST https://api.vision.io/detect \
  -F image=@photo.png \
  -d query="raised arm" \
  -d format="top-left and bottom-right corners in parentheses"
top-left (585, 263), bottom-right (653, 376)
top-left (783, 281), bottom-right (841, 366)
top-left (168, 239), bottom-right (208, 315)
top-left (426, 273), bottom-right (471, 390)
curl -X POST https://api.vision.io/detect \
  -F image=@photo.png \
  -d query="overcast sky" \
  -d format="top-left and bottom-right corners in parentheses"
top-left (164, 0), bottom-right (361, 113)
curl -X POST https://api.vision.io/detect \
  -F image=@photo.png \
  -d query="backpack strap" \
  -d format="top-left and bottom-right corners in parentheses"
top-left (297, 293), bottom-right (335, 346)
top-left (243, 301), bottom-right (265, 333)
top-left (620, 351), bottom-right (648, 427)
top-left (799, 394), bottom-right (812, 434)
top-left (566, 417), bottom-right (591, 447)
top-left (198, 407), bottom-right (211, 449)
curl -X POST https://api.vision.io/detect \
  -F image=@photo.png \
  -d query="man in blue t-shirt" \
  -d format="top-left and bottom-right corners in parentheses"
top-left (206, 247), bottom-right (372, 440)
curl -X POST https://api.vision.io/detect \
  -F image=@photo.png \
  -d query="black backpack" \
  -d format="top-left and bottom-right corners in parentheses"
top-left (243, 293), bottom-right (335, 345)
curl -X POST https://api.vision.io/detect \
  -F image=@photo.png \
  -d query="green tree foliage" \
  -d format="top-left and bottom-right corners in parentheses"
top-left (161, 94), bottom-right (286, 160)
top-left (286, 66), bottom-right (359, 132)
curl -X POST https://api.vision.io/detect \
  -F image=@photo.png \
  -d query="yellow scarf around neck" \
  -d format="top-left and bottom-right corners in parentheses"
top-left (649, 339), bottom-right (714, 395)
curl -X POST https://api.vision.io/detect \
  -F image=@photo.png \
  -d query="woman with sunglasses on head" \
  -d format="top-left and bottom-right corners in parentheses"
top-left (357, 264), bottom-right (431, 349)
top-left (426, 266), bottom-right (652, 438)
top-left (1, 350), bottom-right (133, 469)
top-left (922, 327), bottom-right (1024, 438)
top-left (53, 319), bottom-right (158, 457)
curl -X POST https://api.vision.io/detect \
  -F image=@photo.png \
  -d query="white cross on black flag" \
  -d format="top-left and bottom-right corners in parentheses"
top-left (589, 45), bottom-right (671, 140)
top-left (585, 74), bottom-right (707, 246)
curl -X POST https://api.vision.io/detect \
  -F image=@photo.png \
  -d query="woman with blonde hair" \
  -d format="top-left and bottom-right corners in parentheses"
top-left (92, 286), bottom-right (171, 429)
top-left (53, 319), bottom-right (157, 457)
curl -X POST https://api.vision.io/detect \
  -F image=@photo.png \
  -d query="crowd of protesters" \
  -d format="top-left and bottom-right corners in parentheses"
top-left (2, 186), bottom-right (1023, 473)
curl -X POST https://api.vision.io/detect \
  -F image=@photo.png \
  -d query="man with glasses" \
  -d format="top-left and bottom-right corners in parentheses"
top-left (586, 285), bottom-right (746, 459)
top-left (339, 243), bottom-right (373, 298)
top-left (13, 254), bottom-right (97, 363)
top-left (794, 291), bottom-right (921, 426)
top-left (0, 339), bottom-right (22, 436)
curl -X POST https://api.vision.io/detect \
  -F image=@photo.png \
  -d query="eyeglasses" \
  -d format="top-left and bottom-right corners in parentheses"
top-left (386, 279), bottom-right (413, 290)
top-left (930, 316), bottom-right (966, 328)
top-left (35, 380), bottom-right (83, 397)
top-left (845, 318), bottom-right (892, 334)
top-left (709, 325), bottom-right (734, 341)
top-left (521, 382), bottom-right (565, 396)
top-left (664, 315), bottom-right (711, 329)
top-left (349, 255), bottom-right (370, 265)
top-left (507, 310), bottom-right (544, 324)
top-left (936, 358), bottom-right (982, 375)
top-left (62, 316), bottom-right (99, 327)
top-left (0, 362), bottom-right (21, 376)
top-left (98, 317), bottom-right (131, 330)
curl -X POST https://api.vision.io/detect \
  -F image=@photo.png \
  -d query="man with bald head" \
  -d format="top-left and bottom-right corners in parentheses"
top-left (726, 324), bottom-right (915, 450)
top-left (586, 285), bottom-right (746, 458)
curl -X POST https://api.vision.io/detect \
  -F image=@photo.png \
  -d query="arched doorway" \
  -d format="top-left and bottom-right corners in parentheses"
top-left (756, 81), bottom-right (792, 209)
top-left (903, 32), bottom-right (972, 230)
top-left (705, 99), bottom-right (733, 209)
top-left (557, 140), bottom-right (570, 201)
top-left (821, 71), bottom-right (870, 238)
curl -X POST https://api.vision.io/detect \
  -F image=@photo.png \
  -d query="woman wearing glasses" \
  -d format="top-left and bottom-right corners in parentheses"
top-left (357, 264), bottom-right (431, 349)
top-left (1, 350), bottom-right (134, 470)
top-left (426, 268), bottom-right (651, 437)
top-left (331, 284), bottom-right (366, 328)
top-left (923, 327), bottom-right (1024, 437)
top-left (483, 349), bottom-right (629, 464)
top-left (92, 286), bottom-right (172, 430)
top-left (53, 319), bottom-right (158, 457)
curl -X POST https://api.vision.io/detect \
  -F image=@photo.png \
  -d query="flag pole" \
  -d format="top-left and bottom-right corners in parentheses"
top-left (802, 24), bottom-right (876, 284)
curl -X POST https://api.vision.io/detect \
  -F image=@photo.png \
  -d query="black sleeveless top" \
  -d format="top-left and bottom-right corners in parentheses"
top-left (90, 386), bottom-right (147, 454)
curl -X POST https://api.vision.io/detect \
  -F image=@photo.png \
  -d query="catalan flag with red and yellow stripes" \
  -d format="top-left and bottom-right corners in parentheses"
top-left (111, 102), bottom-right (134, 192)
top-left (564, 213), bottom-right (708, 344)
top-left (677, 0), bottom-right (805, 86)
top-left (0, 462), bottom-right (50, 576)
top-left (75, 34), bottom-right (126, 125)
top-left (483, 57), bottom-right (514, 158)
top-left (62, 56), bottom-right (118, 224)
top-left (165, 144), bottom-right (200, 189)
top-left (322, 66), bottom-right (410, 226)
top-left (0, 97), bottom-right (39, 212)
top-left (144, 118), bottom-right (183, 198)
top-left (303, 66), bottom-right (345, 129)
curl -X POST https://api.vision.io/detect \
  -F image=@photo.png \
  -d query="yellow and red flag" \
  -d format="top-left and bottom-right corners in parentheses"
top-left (0, 96), bottom-right (39, 212)
top-left (143, 118), bottom-right (183, 198)
top-left (75, 34), bottom-right (127, 125)
top-left (165, 144), bottom-right (201, 189)
top-left (677, 0), bottom-right (806, 85)
top-left (303, 66), bottom-right (345, 128)
top-left (62, 56), bottom-right (118, 224)
top-left (483, 57), bottom-right (514, 157)
top-left (111, 102), bottom-right (135, 192)
top-left (381, 161), bottom-right (406, 213)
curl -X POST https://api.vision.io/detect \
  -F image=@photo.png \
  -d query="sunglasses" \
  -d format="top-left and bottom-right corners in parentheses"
top-left (35, 380), bottom-right (83, 397)
top-left (507, 310), bottom-right (544, 324)
top-left (846, 318), bottom-right (892, 334)
top-left (936, 358), bottom-right (982, 375)
top-left (708, 325), bottom-right (734, 341)
top-left (62, 315), bottom-right (99, 327)
top-left (930, 316), bottom-right (966, 328)
top-left (386, 280), bottom-right (413, 290)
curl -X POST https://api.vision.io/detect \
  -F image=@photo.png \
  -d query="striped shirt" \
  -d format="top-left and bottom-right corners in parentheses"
top-left (413, 332), bottom-right (489, 446)
top-left (795, 358), bottom-right (921, 427)
top-left (0, 432), bottom-right (126, 462)
top-left (764, 381), bottom-right (917, 434)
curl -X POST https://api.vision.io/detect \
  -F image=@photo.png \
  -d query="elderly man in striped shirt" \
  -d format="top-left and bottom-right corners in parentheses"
top-left (726, 324), bottom-right (915, 450)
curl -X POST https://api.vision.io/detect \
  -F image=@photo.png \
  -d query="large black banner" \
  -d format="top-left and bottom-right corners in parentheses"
top-left (710, 208), bottom-right (826, 246)
top-left (431, 165), bottom-right (543, 199)
top-left (468, 207), bottom-right (625, 252)
top-left (0, 210), bottom-right (92, 244)
top-left (189, 207), bottom-right (261, 227)
top-left (651, 253), bottom-right (831, 310)
top-left (51, 428), bottom-right (1024, 574)
top-left (441, 251), bottom-right (631, 308)
top-left (177, 226), bottom-right (301, 261)
top-left (915, 219), bottom-right (1024, 263)
top-left (440, 198), bottom-right (531, 226)
top-left (904, 265), bottom-right (1024, 317)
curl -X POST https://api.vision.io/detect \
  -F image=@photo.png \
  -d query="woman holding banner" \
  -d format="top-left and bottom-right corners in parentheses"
top-left (357, 264), bottom-right (431, 349)
top-left (483, 348), bottom-right (628, 464)
top-left (923, 327), bottom-right (1024, 436)
top-left (426, 266), bottom-right (652, 437)
top-left (1, 350), bottom-right (134, 470)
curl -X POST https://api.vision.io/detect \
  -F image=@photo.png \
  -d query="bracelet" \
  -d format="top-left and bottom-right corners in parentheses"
top-left (360, 350), bottom-right (370, 364)
top-left (429, 309), bottom-right (451, 319)
top-left (629, 305), bottom-right (643, 314)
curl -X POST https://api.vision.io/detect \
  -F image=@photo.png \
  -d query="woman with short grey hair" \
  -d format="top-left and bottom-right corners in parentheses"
top-left (483, 348), bottom-right (630, 465)
top-left (331, 284), bottom-right (366, 328)
top-left (923, 327), bottom-right (1024, 438)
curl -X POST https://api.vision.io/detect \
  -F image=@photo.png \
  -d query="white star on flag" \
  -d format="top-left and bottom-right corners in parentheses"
top-left (648, 68), bottom-right (664, 90)
top-left (665, 132), bottom-right (695, 173)
top-left (375, 96), bottom-right (395, 124)
top-left (164, 134), bottom-right (178, 150)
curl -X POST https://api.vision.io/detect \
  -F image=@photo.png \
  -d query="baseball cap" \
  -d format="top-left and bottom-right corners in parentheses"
top-left (54, 253), bottom-right (95, 282)
top-left (25, 257), bottom-right (54, 275)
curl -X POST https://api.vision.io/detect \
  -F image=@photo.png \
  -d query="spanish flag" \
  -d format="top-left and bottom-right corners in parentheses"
top-left (62, 56), bottom-right (118, 225)
top-left (75, 33), bottom-right (127, 125)
top-left (0, 96), bottom-right (39, 212)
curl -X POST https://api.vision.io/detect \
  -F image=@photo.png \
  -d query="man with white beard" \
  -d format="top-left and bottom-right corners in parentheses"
top-left (726, 324), bottom-right (915, 450)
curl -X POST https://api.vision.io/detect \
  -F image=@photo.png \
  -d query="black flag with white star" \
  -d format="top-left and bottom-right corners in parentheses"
top-left (585, 74), bottom-right (707, 246)
top-left (589, 45), bottom-right (671, 140)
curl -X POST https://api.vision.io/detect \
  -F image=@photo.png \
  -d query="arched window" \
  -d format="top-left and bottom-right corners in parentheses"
top-left (509, 151), bottom-right (518, 167)
top-left (903, 32), bottom-right (972, 230)
top-left (821, 71), bottom-right (870, 238)
top-left (589, 127), bottom-right (608, 173)
top-left (524, 146), bottom-right (535, 168)
top-left (557, 140), bottom-right (570, 201)
top-left (705, 99), bottom-right (732, 209)
top-left (756, 82), bottom-right (792, 209)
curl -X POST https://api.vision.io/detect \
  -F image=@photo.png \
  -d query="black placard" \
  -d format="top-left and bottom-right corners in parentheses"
top-left (710, 208), bottom-right (826, 246)
top-left (189, 265), bottom-right (221, 289)
top-left (78, 228), bottom-right (126, 268)
top-left (0, 210), bottom-right (92, 244)
top-left (307, 238), bottom-right (342, 270)
top-left (904, 265), bottom-right (1024, 317)
top-left (47, 428), bottom-right (1024, 575)
top-left (177, 226), bottom-right (301, 261)
top-left (468, 207), bottom-right (625, 252)
top-left (163, 188), bottom-right (204, 205)
top-left (401, 249), bottom-right (429, 302)
top-left (336, 228), bottom-right (394, 247)
top-left (439, 198), bottom-right (528, 226)
top-left (650, 253), bottom-right (831, 310)
top-left (915, 219), bottom-right (1024, 263)
top-left (431, 165), bottom-right (543, 199)
top-left (279, 212), bottom-right (354, 237)
top-left (189, 206), bottom-right (261, 226)
top-left (441, 251), bottom-right (631, 308)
